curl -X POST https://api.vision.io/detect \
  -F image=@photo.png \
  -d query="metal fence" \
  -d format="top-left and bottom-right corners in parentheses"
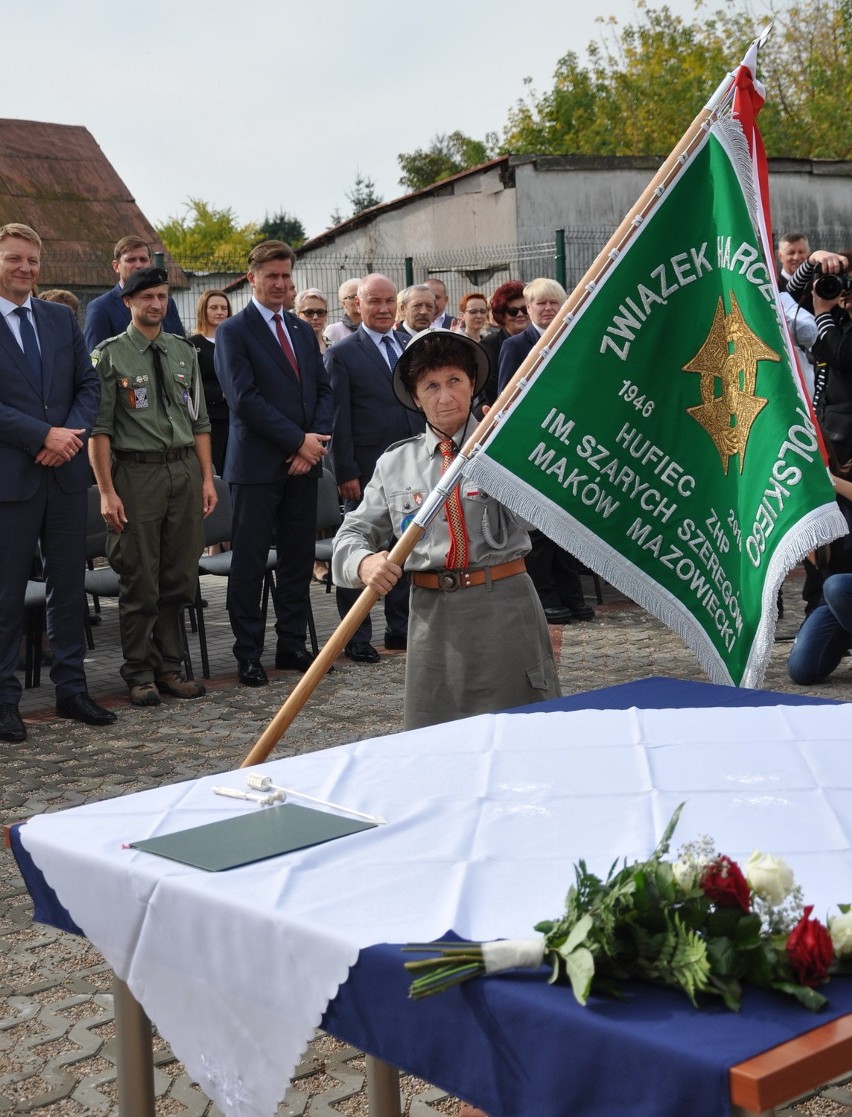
top-left (36, 222), bottom-right (840, 334)
top-left (33, 231), bottom-right (620, 332)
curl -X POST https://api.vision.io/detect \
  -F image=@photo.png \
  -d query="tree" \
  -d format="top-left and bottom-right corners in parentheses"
top-left (157, 198), bottom-right (260, 267)
top-left (259, 209), bottom-right (306, 248)
top-left (397, 131), bottom-right (499, 192)
top-left (346, 172), bottom-right (383, 214)
top-left (500, 1), bottom-right (852, 161)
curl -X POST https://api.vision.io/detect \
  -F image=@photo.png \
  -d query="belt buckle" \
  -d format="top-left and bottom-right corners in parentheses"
top-left (439, 571), bottom-right (460, 592)
top-left (165, 449), bottom-right (177, 462)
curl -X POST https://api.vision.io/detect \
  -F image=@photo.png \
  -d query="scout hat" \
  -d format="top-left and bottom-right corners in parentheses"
top-left (393, 328), bottom-right (490, 413)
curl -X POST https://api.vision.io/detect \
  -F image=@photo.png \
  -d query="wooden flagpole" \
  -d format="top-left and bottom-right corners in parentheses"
top-left (241, 60), bottom-right (747, 768)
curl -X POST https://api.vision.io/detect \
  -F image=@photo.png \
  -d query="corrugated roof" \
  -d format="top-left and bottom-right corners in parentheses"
top-left (0, 119), bottom-right (187, 288)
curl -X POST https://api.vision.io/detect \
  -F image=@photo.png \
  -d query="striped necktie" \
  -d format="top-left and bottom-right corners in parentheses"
top-left (438, 439), bottom-right (469, 570)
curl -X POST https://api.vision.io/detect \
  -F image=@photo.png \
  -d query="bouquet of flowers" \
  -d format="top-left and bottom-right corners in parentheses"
top-left (404, 804), bottom-right (852, 1011)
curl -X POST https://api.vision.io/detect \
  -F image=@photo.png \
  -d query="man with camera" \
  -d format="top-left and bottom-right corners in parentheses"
top-left (786, 249), bottom-right (852, 428)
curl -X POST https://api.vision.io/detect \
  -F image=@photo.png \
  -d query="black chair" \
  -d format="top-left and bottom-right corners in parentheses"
top-left (23, 579), bottom-right (47, 688)
top-left (190, 477), bottom-right (276, 678)
top-left (314, 464), bottom-right (343, 595)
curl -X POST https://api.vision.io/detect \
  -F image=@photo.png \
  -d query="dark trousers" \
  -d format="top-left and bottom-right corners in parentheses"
top-left (525, 530), bottom-right (586, 609)
top-left (107, 457), bottom-right (203, 687)
top-left (336, 493), bottom-right (409, 644)
top-left (0, 473), bottom-right (87, 704)
top-left (228, 474), bottom-right (318, 661)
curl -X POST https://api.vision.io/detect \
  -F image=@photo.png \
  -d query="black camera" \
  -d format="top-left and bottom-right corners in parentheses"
top-left (814, 264), bottom-right (852, 300)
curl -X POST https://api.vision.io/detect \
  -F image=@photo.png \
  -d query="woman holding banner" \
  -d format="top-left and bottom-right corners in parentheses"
top-left (332, 329), bottom-right (560, 729)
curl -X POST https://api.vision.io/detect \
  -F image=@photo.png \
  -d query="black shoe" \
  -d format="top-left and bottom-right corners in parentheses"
top-left (345, 641), bottom-right (380, 663)
top-left (87, 613), bottom-right (102, 627)
top-left (566, 602), bottom-right (595, 621)
top-left (0, 702), bottom-right (26, 742)
top-left (543, 606), bottom-right (573, 625)
top-left (276, 649), bottom-right (315, 672)
top-left (56, 692), bottom-right (117, 726)
top-left (237, 659), bottom-right (269, 687)
top-left (383, 630), bottom-right (407, 650)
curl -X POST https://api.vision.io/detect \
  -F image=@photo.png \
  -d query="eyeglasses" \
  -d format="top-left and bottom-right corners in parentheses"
top-left (466, 306), bottom-right (488, 315)
top-left (505, 306), bottom-right (529, 317)
top-left (301, 308), bottom-right (327, 318)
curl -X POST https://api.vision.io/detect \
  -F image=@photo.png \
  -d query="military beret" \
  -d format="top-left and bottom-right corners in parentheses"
top-left (122, 266), bottom-right (169, 298)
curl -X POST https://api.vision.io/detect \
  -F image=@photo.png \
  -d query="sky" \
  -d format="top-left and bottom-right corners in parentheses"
top-left (10, 0), bottom-right (709, 242)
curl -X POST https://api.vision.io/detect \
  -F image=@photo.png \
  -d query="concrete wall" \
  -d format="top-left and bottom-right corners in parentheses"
top-left (297, 155), bottom-right (852, 271)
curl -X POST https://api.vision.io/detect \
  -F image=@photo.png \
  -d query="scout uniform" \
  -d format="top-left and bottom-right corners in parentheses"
top-left (332, 418), bottom-right (561, 729)
top-left (91, 315), bottom-right (211, 692)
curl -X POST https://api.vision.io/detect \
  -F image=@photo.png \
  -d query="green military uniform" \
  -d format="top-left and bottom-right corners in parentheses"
top-left (91, 324), bottom-right (212, 688)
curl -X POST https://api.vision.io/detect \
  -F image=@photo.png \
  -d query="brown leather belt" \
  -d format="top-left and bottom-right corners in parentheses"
top-left (410, 558), bottom-right (526, 592)
top-left (114, 447), bottom-right (192, 464)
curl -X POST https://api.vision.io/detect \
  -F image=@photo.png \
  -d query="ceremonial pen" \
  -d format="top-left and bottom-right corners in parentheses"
top-left (212, 785), bottom-right (277, 807)
top-left (245, 773), bottom-right (387, 824)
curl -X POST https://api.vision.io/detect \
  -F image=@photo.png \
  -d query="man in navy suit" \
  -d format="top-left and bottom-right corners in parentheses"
top-left (498, 277), bottom-right (594, 625)
top-left (0, 223), bottom-right (116, 741)
top-left (324, 274), bottom-right (425, 662)
top-left (215, 240), bottom-right (334, 686)
top-left (83, 236), bottom-right (185, 351)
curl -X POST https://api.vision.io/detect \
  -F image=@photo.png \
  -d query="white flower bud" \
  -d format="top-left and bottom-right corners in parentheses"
top-left (745, 851), bottom-right (795, 905)
top-left (672, 859), bottom-right (697, 891)
top-left (829, 911), bottom-right (852, 958)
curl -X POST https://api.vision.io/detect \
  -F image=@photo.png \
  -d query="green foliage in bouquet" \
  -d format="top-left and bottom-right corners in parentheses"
top-left (405, 804), bottom-right (852, 1011)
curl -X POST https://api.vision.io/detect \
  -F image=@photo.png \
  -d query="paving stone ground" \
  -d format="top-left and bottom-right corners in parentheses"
top-left (2, 571), bottom-right (852, 1115)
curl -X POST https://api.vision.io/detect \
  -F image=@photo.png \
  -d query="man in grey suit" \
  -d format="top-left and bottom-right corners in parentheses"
top-left (325, 274), bottom-right (425, 662)
top-left (215, 240), bottom-right (334, 686)
top-left (0, 223), bottom-right (115, 741)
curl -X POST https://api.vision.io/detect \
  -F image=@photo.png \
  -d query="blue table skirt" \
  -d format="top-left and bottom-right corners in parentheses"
top-left (11, 678), bottom-right (849, 1117)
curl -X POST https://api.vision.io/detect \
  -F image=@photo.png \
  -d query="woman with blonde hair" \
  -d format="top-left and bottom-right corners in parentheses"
top-left (189, 289), bottom-right (232, 475)
top-left (295, 288), bottom-right (330, 354)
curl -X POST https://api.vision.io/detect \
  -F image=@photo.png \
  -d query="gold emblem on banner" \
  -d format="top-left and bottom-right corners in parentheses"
top-left (683, 291), bottom-right (778, 474)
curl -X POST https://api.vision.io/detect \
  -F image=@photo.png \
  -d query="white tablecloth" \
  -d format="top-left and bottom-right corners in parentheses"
top-left (20, 704), bottom-right (852, 1117)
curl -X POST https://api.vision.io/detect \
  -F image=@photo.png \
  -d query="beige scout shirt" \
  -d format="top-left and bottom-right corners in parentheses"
top-left (333, 423), bottom-right (531, 587)
top-left (91, 325), bottom-right (211, 451)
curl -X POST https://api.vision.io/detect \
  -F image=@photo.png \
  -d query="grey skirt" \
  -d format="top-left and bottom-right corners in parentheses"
top-left (403, 571), bottom-right (561, 730)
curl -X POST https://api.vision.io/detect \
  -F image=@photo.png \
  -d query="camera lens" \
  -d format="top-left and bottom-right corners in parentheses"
top-left (815, 273), bottom-right (846, 300)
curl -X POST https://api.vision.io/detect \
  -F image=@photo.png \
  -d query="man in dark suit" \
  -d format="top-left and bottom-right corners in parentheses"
top-left (83, 236), bottom-right (185, 351)
top-left (215, 240), bottom-right (334, 686)
top-left (325, 274), bottom-right (425, 662)
top-left (425, 277), bottom-right (455, 329)
top-left (0, 222), bottom-right (116, 741)
top-left (498, 277), bottom-right (594, 625)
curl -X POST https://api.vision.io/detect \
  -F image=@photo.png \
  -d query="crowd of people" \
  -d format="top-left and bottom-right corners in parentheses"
top-left (0, 228), bottom-right (596, 744)
top-left (6, 221), bottom-right (848, 745)
top-left (775, 232), bottom-right (852, 686)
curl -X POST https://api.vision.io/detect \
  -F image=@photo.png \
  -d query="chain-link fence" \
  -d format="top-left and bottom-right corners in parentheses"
top-left (34, 231), bottom-right (625, 332)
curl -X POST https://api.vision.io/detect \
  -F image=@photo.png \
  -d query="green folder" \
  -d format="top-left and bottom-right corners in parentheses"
top-left (131, 802), bottom-right (376, 871)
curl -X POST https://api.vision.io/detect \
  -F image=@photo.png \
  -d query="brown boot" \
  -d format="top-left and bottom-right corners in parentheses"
top-left (155, 672), bottom-right (206, 699)
top-left (129, 682), bottom-right (161, 707)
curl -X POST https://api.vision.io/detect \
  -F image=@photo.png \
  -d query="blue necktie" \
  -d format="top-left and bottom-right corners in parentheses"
top-left (14, 306), bottom-right (43, 392)
top-left (382, 335), bottom-right (399, 370)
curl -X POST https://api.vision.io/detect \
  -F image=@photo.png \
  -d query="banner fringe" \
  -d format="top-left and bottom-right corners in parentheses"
top-left (466, 455), bottom-right (846, 689)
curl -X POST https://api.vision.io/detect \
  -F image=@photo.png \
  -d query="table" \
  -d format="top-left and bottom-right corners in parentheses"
top-left (11, 678), bottom-right (852, 1117)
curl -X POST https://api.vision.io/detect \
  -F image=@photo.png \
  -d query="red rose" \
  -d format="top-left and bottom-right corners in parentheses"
top-left (787, 905), bottom-right (834, 987)
top-left (700, 856), bottom-right (751, 912)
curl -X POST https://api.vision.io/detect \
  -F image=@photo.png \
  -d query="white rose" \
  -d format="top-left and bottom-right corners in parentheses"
top-left (829, 911), bottom-right (852, 958)
top-left (672, 860), bottom-right (697, 891)
top-left (745, 851), bottom-right (795, 905)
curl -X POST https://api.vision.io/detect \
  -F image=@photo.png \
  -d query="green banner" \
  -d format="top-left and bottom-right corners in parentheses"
top-left (468, 119), bottom-right (844, 686)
